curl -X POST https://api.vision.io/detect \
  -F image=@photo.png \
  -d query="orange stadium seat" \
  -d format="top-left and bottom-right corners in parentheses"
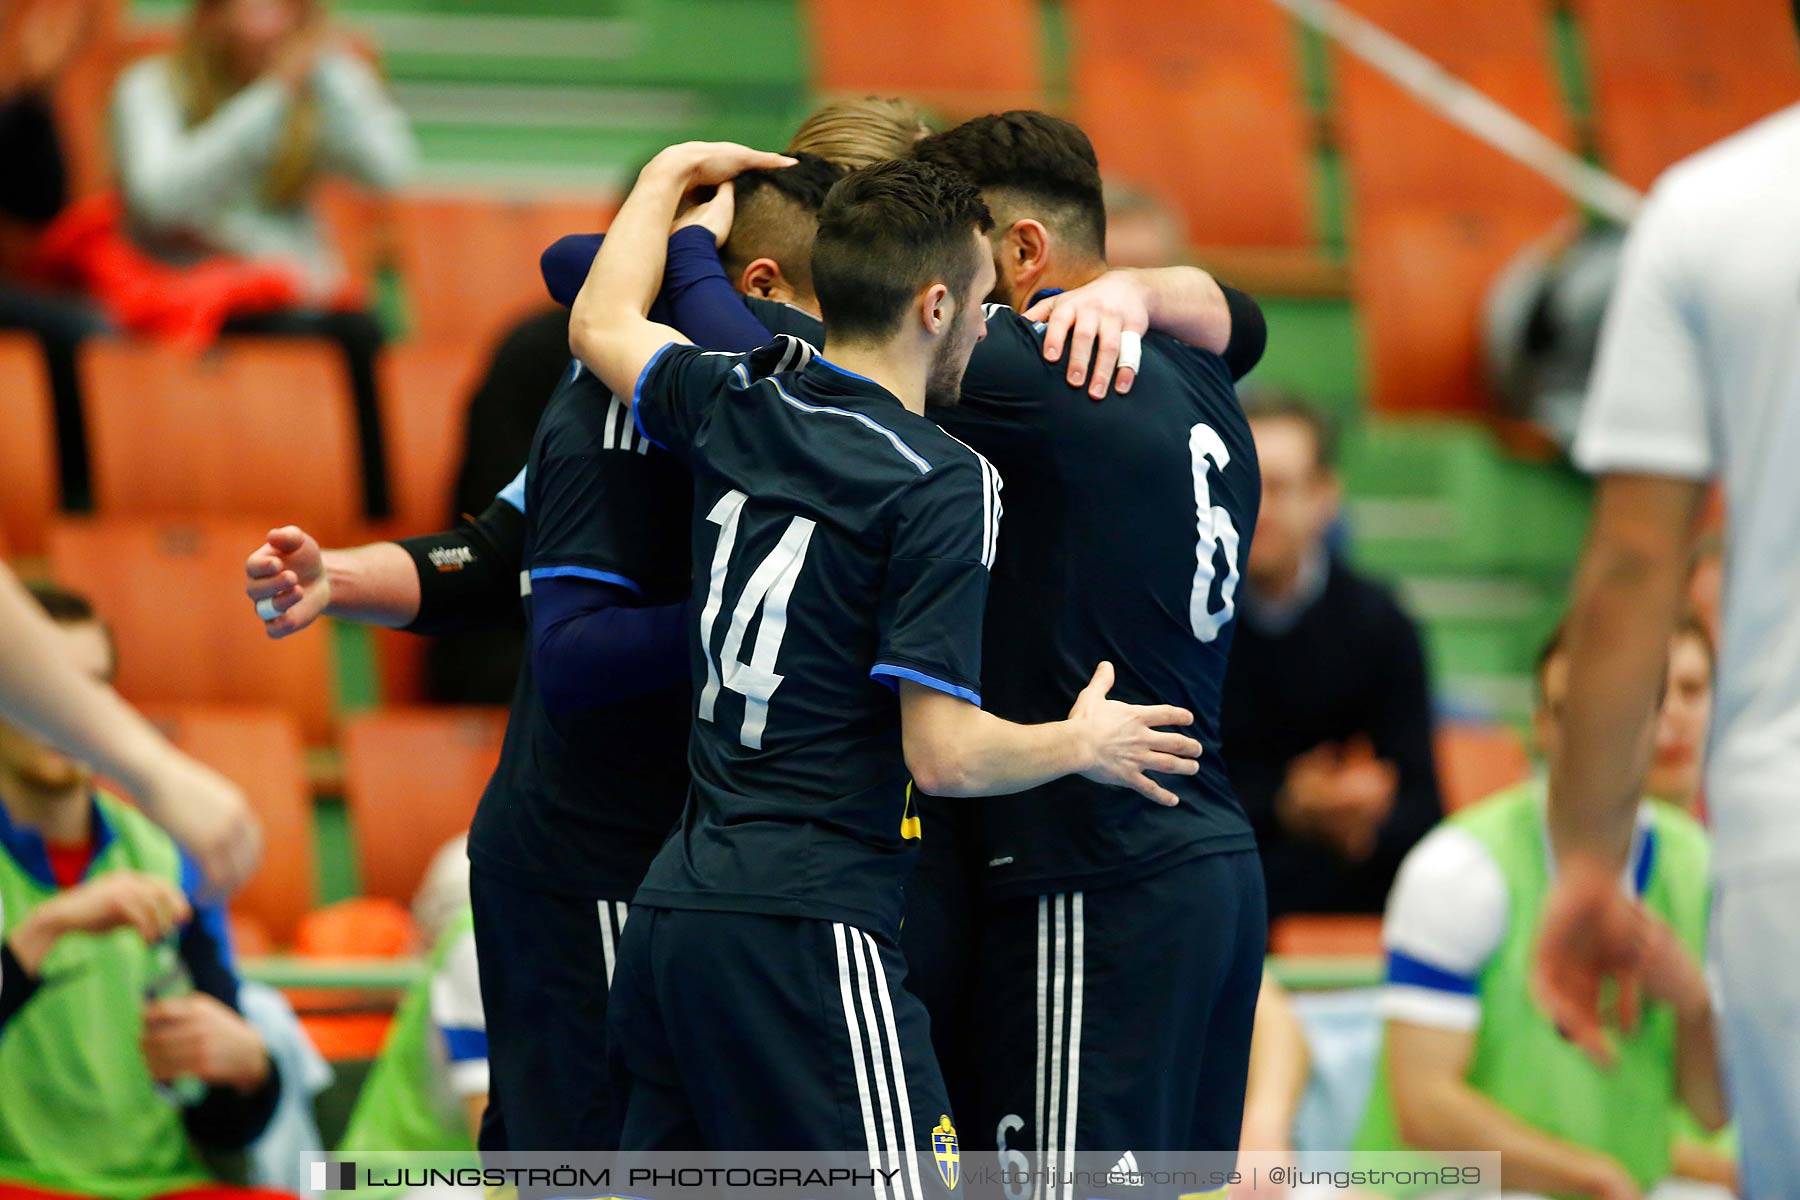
top-left (141, 704), bottom-right (315, 946)
top-left (1333, 0), bottom-right (1574, 412)
top-left (1334, 0), bottom-right (1573, 217)
top-left (1354, 205), bottom-right (1565, 412)
top-left (804, 0), bottom-right (1042, 117)
top-left (1269, 914), bottom-right (1385, 958)
top-left (371, 343), bottom-right (484, 702)
top-left (340, 707), bottom-right (507, 904)
top-left (394, 194), bottom-right (612, 347)
top-left (378, 342), bottom-right (482, 535)
top-left (1436, 721), bottom-right (1534, 814)
top-left (1574, 0), bottom-right (1800, 189)
top-left (80, 337), bottom-right (362, 544)
top-left (1069, 0), bottom-right (1315, 248)
top-left (49, 517), bottom-right (337, 742)
top-left (0, 335), bottom-right (59, 555)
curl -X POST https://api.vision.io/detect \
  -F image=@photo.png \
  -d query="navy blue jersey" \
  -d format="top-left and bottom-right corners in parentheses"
top-left (934, 305), bottom-right (1262, 897)
top-left (630, 337), bottom-right (1000, 937)
top-left (467, 359), bottom-right (695, 898)
top-left (743, 296), bottom-right (824, 345)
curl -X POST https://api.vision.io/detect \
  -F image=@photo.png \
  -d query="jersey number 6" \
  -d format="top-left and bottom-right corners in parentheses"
top-left (1189, 422), bottom-right (1242, 643)
top-left (698, 489), bottom-right (817, 749)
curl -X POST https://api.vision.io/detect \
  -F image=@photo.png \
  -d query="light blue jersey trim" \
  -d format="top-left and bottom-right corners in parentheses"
top-left (527, 565), bottom-right (643, 596)
top-left (496, 467), bottom-right (527, 513)
top-left (870, 663), bottom-right (980, 707)
top-left (768, 378), bottom-right (931, 474)
top-left (631, 342), bottom-right (679, 449)
top-left (814, 356), bottom-right (880, 387)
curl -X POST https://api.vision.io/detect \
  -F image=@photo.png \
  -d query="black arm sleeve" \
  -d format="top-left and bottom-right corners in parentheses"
top-left (0, 94), bottom-right (69, 225)
top-left (396, 496), bottom-right (527, 637)
top-left (177, 912), bottom-right (281, 1149)
top-left (0, 941), bottom-right (43, 1032)
top-left (1220, 285), bottom-right (1267, 381)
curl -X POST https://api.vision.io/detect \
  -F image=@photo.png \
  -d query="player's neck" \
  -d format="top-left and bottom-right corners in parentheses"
top-left (820, 341), bottom-right (929, 416)
top-left (0, 769), bottom-right (91, 844)
top-left (1012, 259), bottom-right (1107, 311)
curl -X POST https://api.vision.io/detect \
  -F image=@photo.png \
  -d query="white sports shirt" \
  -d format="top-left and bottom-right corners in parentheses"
top-left (1575, 102), bottom-right (1800, 878)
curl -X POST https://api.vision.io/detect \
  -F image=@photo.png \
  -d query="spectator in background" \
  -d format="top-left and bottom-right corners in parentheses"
top-left (1352, 624), bottom-right (1726, 1200)
top-left (337, 837), bottom-right (483, 1198)
top-left (111, 0), bottom-right (417, 517)
top-left (0, 582), bottom-right (282, 1200)
top-left (0, 0), bottom-right (110, 508)
top-left (1102, 179), bottom-right (1187, 270)
top-left (1221, 395), bottom-right (1441, 918)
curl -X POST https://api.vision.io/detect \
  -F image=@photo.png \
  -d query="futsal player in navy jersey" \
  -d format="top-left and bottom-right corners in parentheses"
top-left (566, 143), bottom-right (1205, 1154)
top-left (913, 112), bottom-right (1268, 1175)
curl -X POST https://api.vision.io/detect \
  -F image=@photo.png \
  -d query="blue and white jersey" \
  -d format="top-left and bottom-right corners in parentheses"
top-left (629, 337), bottom-right (1001, 938)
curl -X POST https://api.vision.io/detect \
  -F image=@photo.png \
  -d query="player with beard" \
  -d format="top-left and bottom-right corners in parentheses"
top-left (567, 148), bottom-right (1203, 1151)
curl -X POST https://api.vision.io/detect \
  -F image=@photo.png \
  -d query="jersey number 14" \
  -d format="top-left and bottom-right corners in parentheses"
top-left (697, 489), bottom-right (816, 749)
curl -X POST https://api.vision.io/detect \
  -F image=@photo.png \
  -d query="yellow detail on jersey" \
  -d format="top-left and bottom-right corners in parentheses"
top-left (932, 1114), bottom-right (960, 1189)
top-left (901, 780), bottom-right (922, 840)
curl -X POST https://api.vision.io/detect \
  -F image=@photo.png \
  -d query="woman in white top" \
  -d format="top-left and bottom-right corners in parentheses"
top-left (111, 0), bottom-right (418, 517)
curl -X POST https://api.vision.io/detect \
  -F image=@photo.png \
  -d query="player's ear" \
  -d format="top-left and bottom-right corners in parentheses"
top-left (921, 282), bottom-right (952, 337)
top-left (739, 257), bottom-right (795, 303)
top-left (1006, 219), bottom-right (1051, 282)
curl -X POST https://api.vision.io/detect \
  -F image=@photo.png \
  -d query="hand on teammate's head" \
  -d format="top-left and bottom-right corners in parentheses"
top-left (652, 141), bottom-right (796, 189)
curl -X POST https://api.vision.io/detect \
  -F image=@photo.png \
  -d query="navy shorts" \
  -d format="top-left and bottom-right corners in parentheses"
top-left (469, 865), bottom-right (633, 1153)
top-left (609, 904), bottom-right (956, 1175)
top-left (963, 849), bottom-right (1266, 1168)
top-left (900, 794), bottom-right (983, 1116)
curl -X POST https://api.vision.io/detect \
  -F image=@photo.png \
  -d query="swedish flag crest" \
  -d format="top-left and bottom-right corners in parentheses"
top-left (932, 1115), bottom-right (959, 1190)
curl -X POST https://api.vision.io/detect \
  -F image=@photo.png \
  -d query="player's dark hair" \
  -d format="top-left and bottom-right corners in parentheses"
top-left (913, 111), bottom-right (1107, 259)
top-left (24, 579), bottom-right (116, 672)
top-left (1240, 391), bottom-right (1339, 472)
top-left (812, 159), bottom-right (994, 342)
top-left (734, 153), bottom-right (844, 214)
top-left (720, 153), bottom-right (846, 297)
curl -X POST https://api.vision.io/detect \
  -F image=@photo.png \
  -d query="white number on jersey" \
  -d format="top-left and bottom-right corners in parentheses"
top-left (697, 489), bottom-right (816, 748)
top-left (1188, 422), bottom-right (1242, 642)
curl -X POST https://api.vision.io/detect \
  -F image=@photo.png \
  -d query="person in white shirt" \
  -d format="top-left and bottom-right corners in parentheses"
top-left (1535, 46), bottom-right (1800, 1193)
top-left (110, 0), bottom-right (417, 518)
